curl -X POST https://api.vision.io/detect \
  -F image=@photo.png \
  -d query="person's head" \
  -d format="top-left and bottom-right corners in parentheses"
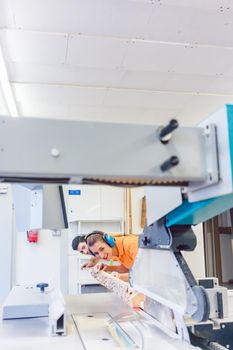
top-left (72, 235), bottom-right (89, 255)
top-left (85, 230), bottom-right (115, 260)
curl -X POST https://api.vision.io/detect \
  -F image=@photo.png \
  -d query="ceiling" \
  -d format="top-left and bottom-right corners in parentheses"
top-left (1, 0), bottom-right (233, 125)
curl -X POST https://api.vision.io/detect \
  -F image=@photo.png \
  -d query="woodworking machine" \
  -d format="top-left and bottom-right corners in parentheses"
top-left (1, 104), bottom-right (233, 349)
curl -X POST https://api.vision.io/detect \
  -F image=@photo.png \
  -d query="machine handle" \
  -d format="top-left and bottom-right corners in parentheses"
top-left (159, 119), bottom-right (179, 144)
top-left (160, 156), bottom-right (179, 172)
top-left (36, 283), bottom-right (49, 293)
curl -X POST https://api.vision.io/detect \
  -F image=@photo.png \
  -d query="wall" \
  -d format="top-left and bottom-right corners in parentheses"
top-left (220, 233), bottom-right (233, 283)
top-left (0, 184), bottom-right (15, 302)
top-left (131, 187), bottom-right (145, 235)
top-left (0, 184), bottom-right (68, 297)
top-left (13, 185), bottom-right (125, 295)
top-left (131, 187), bottom-right (206, 278)
top-left (6, 184), bottom-right (207, 298)
top-left (14, 229), bottom-right (62, 289)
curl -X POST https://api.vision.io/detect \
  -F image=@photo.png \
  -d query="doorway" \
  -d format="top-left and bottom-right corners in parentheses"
top-left (203, 209), bottom-right (233, 288)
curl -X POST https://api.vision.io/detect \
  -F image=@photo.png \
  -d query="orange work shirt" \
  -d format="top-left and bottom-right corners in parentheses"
top-left (114, 235), bottom-right (138, 269)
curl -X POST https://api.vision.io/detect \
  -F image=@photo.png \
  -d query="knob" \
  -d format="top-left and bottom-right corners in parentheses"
top-left (159, 119), bottom-right (179, 144)
top-left (142, 236), bottom-right (151, 246)
top-left (36, 283), bottom-right (49, 293)
top-left (160, 156), bottom-right (179, 172)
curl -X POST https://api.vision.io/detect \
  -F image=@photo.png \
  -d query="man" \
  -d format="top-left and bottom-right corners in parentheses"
top-left (72, 235), bottom-right (101, 269)
top-left (82, 230), bottom-right (138, 274)
top-left (72, 235), bottom-right (89, 254)
top-left (71, 233), bottom-right (121, 255)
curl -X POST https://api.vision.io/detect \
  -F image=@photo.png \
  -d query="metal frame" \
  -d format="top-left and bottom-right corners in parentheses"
top-left (0, 116), bottom-right (207, 185)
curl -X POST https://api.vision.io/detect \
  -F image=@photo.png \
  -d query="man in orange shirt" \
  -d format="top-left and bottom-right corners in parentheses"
top-left (82, 230), bottom-right (138, 274)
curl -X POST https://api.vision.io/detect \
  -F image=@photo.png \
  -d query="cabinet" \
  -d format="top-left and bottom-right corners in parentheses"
top-left (64, 185), bottom-right (124, 222)
top-left (100, 186), bottom-right (124, 220)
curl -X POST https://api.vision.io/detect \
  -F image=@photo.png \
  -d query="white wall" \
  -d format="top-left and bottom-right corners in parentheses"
top-left (10, 184), bottom-right (206, 296)
top-left (13, 185), bottom-right (125, 295)
top-left (0, 184), bottom-right (15, 302)
top-left (131, 187), bottom-right (206, 278)
top-left (14, 229), bottom-right (62, 289)
top-left (0, 184), bottom-right (69, 296)
top-left (131, 187), bottom-right (145, 235)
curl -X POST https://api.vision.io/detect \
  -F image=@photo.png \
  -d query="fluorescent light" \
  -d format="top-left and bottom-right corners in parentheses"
top-left (0, 45), bottom-right (19, 117)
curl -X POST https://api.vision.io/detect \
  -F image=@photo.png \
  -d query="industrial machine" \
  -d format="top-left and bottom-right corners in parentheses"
top-left (0, 104), bottom-right (233, 349)
top-left (130, 105), bottom-right (233, 350)
top-left (2, 283), bottom-right (66, 336)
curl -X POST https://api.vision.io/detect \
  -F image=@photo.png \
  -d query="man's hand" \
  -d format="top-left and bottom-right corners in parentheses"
top-left (81, 257), bottom-right (100, 269)
top-left (112, 272), bottom-right (129, 282)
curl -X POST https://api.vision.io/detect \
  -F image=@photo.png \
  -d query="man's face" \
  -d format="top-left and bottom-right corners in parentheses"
top-left (78, 242), bottom-right (89, 255)
top-left (89, 241), bottom-right (112, 260)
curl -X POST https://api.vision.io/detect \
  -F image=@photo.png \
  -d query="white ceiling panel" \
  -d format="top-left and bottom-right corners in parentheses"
top-left (8, 61), bottom-right (231, 96)
top-left (19, 101), bottom-right (179, 124)
top-left (17, 101), bottom-right (69, 119)
top-left (68, 105), bottom-right (180, 124)
top-left (0, 29), bottom-right (68, 64)
top-left (8, 0), bottom-right (233, 45)
top-left (122, 41), bottom-right (185, 72)
top-left (67, 35), bottom-right (129, 69)
top-left (177, 94), bottom-right (233, 125)
top-left (1, 1), bottom-right (233, 125)
top-left (172, 46), bottom-right (233, 76)
top-left (0, 0), bottom-right (15, 28)
top-left (10, 0), bottom-right (152, 38)
top-left (119, 71), bottom-right (218, 93)
top-left (103, 89), bottom-right (193, 110)
top-left (0, 85), bottom-right (9, 115)
top-left (12, 83), bottom-right (107, 106)
top-left (162, 73), bottom-right (217, 93)
top-left (123, 42), bottom-right (233, 76)
top-left (146, 4), bottom-right (233, 45)
top-left (119, 70), bottom-right (168, 90)
top-left (203, 76), bottom-right (233, 95)
top-left (7, 62), bottom-right (125, 86)
top-left (162, 0), bottom-right (233, 12)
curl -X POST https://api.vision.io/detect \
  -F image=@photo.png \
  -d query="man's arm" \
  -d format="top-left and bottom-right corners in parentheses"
top-left (104, 264), bottom-right (129, 273)
top-left (81, 257), bottom-right (100, 269)
top-left (112, 272), bottom-right (129, 282)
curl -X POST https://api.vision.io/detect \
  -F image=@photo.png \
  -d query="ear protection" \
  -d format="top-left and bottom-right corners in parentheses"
top-left (103, 233), bottom-right (115, 248)
top-left (85, 231), bottom-right (115, 257)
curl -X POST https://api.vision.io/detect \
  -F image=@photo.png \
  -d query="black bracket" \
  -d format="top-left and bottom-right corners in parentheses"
top-left (191, 322), bottom-right (233, 350)
top-left (139, 217), bottom-right (171, 249)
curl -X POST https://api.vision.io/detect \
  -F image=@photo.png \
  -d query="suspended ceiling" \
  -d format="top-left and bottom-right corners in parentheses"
top-left (0, 0), bottom-right (233, 125)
